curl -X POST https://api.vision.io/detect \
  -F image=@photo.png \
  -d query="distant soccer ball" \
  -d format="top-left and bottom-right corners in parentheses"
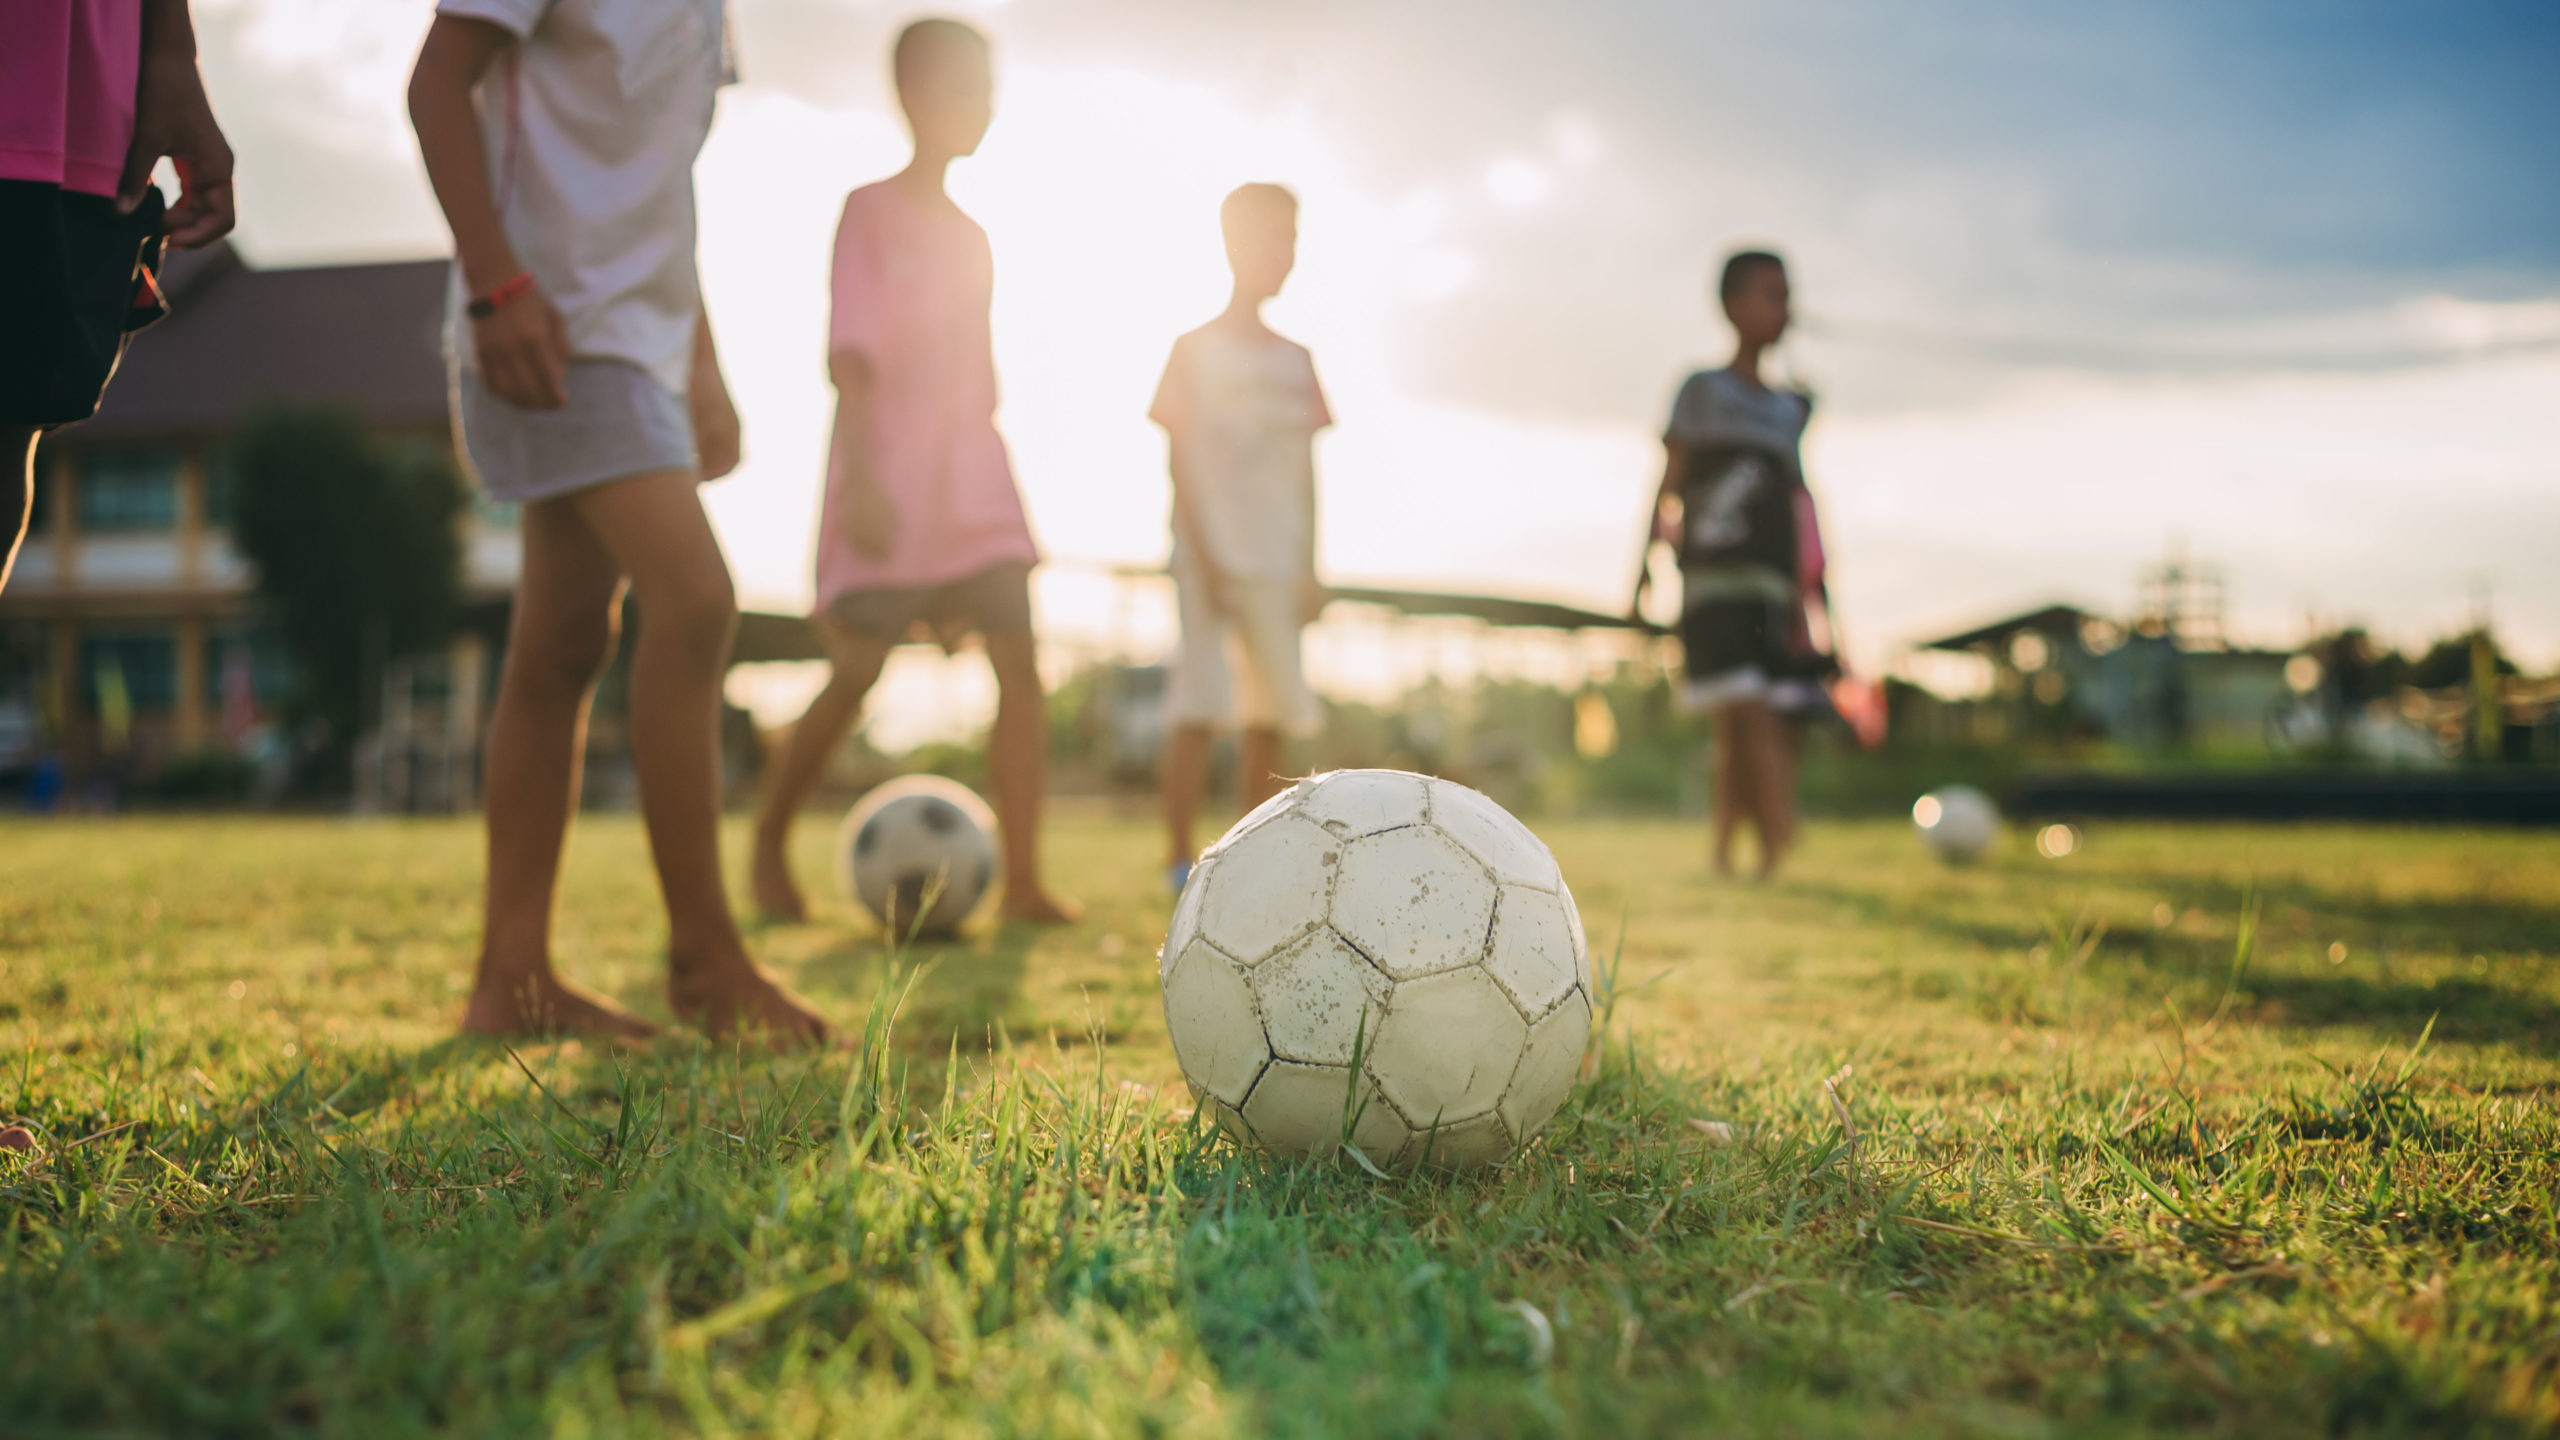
top-left (838, 775), bottom-right (998, 939)
top-left (1913, 785), bottom-right (1999, 864)
top-left (1160, 769), bottom-right (1591, 1170)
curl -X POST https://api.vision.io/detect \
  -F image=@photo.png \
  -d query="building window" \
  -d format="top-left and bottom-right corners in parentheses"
top-left (202, 441), bottom-right (240, 530)
top-left (28, 441), bottom-right (58, 532)
top-left (205, 624), bottom-right (292, 708)
top-left (80, 628), bottom-right (179, 710)
top-left (0, 620), bottom-right (46, 704)
top-left (472, 491), bottom-right (521, 529)
top-left (77, 448), bottom-right (182, 532)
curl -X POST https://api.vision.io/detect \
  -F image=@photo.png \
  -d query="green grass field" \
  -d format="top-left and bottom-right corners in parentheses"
top-left (3, 806), bottom-right (2556, 1437)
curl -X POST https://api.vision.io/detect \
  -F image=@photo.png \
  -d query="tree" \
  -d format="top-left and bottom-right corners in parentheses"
top-left (227, 407), bottom-right (466, 776)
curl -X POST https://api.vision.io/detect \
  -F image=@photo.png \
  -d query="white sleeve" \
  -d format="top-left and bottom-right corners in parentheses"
top-left (435, 0), bottom-right (553, 41)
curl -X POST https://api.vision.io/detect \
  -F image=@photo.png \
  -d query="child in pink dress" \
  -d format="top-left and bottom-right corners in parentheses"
top-left (751, 19), bottom-right (1075, 926)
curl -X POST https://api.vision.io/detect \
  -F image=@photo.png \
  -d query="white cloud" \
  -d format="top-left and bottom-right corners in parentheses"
top-left (1545, 108), bottom-right (1606, 169)
top-left (1482, 157), bottom-right (1552, 208)
top-left (197, 0), bottom-right (427, 157)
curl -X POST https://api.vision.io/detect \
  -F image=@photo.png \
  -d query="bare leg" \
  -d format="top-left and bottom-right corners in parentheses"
top-left (751, 622), bottom-right (893, 920)
top-left (984, 629), bottom-right (1078, 923)
top-left (463, 497), bottom-right (657, 1038)
top-left (1162, 721), bottom-right (1213, 867)
top-left (1707, 704), bottom-right (1743, 877)
top-left (1726, 699), bottom-right (1792, 880)
top-left (1, 429), bottom-right (34, 594)
top-left (565, 471), bottom-right (828, 1044)
top-left (1237, 724), bottom-right (1287, 812)
top-left (1761, 707), bottom-right (1802, 876)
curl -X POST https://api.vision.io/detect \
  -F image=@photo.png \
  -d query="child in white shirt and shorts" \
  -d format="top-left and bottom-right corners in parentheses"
top-left (410, 0), bottom-right (826, 1042)
top-left (1149, 183), bottom-right (1331, 891)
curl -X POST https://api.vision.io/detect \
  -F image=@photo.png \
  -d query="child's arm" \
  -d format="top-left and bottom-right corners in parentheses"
top-left (1629, 441), bottom-right (1683, 619)
top-left (407, 16), bottom-right (569, 411)
top-left (1299, 360), bottom-right (1332, 622)
top-left (1295, 442), bottom-right (1325, 623)
top-left (1152, 343), bottom-right (1231, 602)
top-left (1164, 433), bottom-right (1227, 592)
top-left (120, 0), bottom-right (234, 248)
top-left (689, 301), bottom-right (740, 480)
top-left (831, 351), bottom-right (895, 559)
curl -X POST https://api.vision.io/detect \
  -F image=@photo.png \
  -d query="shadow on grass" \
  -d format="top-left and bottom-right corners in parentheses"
top-left (1788, 873), bottom-right (2560, 1054)
top-left (793, 924), bottom-right (1033, 1052)
top-left (2084, 867), bottom-right (2560, 962)
top-left (2240, 972), bottom-right (2560, 1055)
top-left (1781, 877), bottom-right (2049, 957)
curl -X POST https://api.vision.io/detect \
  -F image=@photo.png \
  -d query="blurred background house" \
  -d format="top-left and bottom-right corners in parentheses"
top-left (0, 244), bottom-right (519, 804)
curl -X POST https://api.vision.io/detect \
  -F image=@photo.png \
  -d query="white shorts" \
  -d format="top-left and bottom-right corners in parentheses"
top-left (452, 357), bottom-right (695, 505)
top-left (1679, 669), bottom-right (1830, 715)
top-left (1166, 554), bottom-right (1323, 736)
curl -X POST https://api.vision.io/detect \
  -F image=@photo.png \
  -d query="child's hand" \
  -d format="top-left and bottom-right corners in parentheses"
top-left (120, 46), bottom-right (236, 248)
top-left (845, 483), bottom-right (897, 560)
top-left (1298, 571), bottom-right (1330, 625)
top-left (472, 286), bottom-right (571, 410)
top-left (691, 373), bottom-right (742, 480)
top-left (1652, 492), bottom-right (1682, 546)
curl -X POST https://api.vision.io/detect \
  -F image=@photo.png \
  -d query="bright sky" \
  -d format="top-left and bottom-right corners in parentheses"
top-left (195, 0), bottom-right (2560, 710)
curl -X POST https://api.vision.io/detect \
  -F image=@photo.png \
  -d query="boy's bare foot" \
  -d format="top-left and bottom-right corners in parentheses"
top-left (1001, 887), bottom-right (1082, 925)
top-left (668, 950), bottom-right (831, 1047)
top-left (461, 969), bottom-right (661, 1040)
top-left (751, 843), bottom-right (808, 923)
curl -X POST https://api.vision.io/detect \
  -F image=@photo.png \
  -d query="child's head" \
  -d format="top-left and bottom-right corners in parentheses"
top-left (1220, 183), bottom-right (1298, 302)
top-left (1717, 249), bottom-right (1790, 348)
top-left (893, 18), bottom-right (993, 159)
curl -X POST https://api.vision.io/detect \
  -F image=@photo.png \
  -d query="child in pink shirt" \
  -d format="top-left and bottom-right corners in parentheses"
top-left (752, 19), bottom-right (1075, 927)
top-left (3, 0), bottom-right (234, 593)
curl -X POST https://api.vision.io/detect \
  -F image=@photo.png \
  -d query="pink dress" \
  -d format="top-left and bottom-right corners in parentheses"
top-left (814, 181), bottom-right (1039, 609)
top-left (0, 0), bottom-right (140, 196)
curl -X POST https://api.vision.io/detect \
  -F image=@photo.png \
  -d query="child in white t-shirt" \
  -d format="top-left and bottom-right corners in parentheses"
top-left (1149, 183), bottom-right (1332, 890)
top-left (409, 0), bottom-right (826, 1043)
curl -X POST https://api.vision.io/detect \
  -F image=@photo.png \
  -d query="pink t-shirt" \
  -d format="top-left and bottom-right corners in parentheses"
top-left (0, 0), bottom-right (140, 196)
top-left (814, 180), bottom-right (1039, 608)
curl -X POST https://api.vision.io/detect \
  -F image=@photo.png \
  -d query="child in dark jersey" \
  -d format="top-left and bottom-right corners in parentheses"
top-left (1632, 249), bottom-right (1833, 878)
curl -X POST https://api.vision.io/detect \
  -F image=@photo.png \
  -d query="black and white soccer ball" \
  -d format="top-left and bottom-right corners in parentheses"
top-left (1160, 769), bottom-right (1592, 1170)
top-left (837, 775), bottom-right (998, 939)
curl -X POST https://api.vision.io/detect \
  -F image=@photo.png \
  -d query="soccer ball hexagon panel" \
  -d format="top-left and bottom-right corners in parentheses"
top-left (1331, 825), bottom-right (1498, 981)
top-left (1159, 769), bottom-right (1589, 1170)
top-left (1197, 814), bottom-right (1341, 964)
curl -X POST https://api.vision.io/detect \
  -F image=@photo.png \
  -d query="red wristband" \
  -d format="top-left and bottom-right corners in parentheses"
top-left (466, 270), bottom-right (534, 320)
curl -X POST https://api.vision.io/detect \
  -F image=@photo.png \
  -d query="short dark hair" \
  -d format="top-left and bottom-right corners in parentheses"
top-left (1718, 249), bottom-right (1786, 301)
top-left (1221, 183), bottom-right (1297, 245)
top-left (893, 17), bottom-right (989, 88)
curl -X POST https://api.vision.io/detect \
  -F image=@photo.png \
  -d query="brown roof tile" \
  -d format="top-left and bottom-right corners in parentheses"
top-left (62, 243), bottom-right (452, 444)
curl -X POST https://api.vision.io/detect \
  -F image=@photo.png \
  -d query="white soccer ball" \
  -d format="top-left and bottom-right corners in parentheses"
top-left (1160, 769), bottom-right (1591, 1171)
top-left (838, 775), bottom-right (998, 939)
top-left (1913, 785), bottom-right (1999, 864)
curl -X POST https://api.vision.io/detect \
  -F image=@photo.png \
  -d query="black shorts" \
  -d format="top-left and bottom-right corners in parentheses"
top-left (0, 180), bottom-right (168, 429)
top-left (1680, 597), bottom-right (1833, 712)
top-left (824, 561), bottom-right (1034, 646)
top-left (1683, 597), bottom-right (1785, 680)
